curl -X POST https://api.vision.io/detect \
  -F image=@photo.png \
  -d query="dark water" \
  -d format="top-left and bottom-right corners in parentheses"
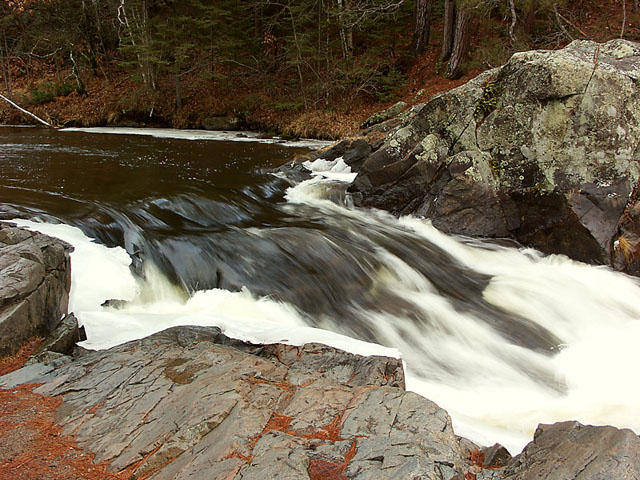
top-left (0, 127), bottom-right (557, 355)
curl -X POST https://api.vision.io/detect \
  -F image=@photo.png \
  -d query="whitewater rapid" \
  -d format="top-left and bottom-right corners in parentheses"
top-left (11, 157), bottom-right (640, 455)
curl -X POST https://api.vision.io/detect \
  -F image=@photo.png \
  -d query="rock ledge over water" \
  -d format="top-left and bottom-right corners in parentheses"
top-left (0, 222), bottom-right (72, 356)
top-left (2, 325), bottom-right (640, 479)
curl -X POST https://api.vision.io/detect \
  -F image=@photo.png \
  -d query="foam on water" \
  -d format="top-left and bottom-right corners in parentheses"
top-left (284, 179), bottom-right (640, 453)
top-left (302, 156), bottom-right (358, 182)
top-left (61, 127), bottom-right (333, 149)
top-left (11, 220), bottom-right (400, 359)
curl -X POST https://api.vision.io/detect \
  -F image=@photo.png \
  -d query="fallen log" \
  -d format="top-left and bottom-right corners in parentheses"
top-left (0, 93), bottom-right (54, 128)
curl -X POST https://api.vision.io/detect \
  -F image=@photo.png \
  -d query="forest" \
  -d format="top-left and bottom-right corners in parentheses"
top-left (1, 0), bottom-right (638, 137)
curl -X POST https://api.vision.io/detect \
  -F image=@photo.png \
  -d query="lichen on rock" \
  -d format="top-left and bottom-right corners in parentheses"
top-left (321, 39), bottom-right (640, 270)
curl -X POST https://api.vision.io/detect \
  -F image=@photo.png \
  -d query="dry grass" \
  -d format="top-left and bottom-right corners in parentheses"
top-left (282, 110), bottom-right (362, 140)
top-left (0, 338), bottom-right (42, 376)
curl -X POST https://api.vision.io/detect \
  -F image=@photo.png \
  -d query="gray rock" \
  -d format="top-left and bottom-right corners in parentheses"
top-left (0, 362), bottom-right (55, 388)
top-left (24, 325), bottom-right (473, 479)
top-left (504, 421), bottom-right (640, 479)
top-left (11, 325), bottom-right (640, 479)
top-left (326, 40), bottom-right (640, 270)
top-left (481, 443), bottom-right (512, 467)
top-left (361, 101), bottom-right (408, 129)
top-left (0, 222), bottom-right (73, 356)
top-left (28, 313), bottom-right (85, 363)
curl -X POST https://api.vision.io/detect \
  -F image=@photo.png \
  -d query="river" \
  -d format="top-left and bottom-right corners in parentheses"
top-left (2, 126), bottom-right (640, 454)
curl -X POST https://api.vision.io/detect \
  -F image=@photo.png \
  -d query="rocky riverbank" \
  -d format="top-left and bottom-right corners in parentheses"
top-left (1, 221), bottom-right (640, 478)
top-left (1, 317), bottom-right (640, 479)
top-left (0, 223), bottom-right (73, 357)
top-left (295, 39), bottom-right (640, 276)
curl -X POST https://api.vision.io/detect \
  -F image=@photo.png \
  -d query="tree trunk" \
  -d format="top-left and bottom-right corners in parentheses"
top-left (175, 72), bottom-right (182, 110)
top-left (523, 0), bottom-right (538, 35)
top-left (69, 49), bottom-right (87, 94)
top-left (440, 0), bottom-right (456, 63)
top-left (337, 0), bottom-right (353, 62)
top-left (1, 33), bottom-right (12, 101)
top-left (634, 0), bottom-right (638, 13)
top-left (445, 6), bottom-right (473, 79)
top-left (412, 0), bottom-right (434, 54)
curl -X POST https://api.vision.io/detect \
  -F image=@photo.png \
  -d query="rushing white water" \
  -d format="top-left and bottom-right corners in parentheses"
top-left (61, 127), bottom-right (334, 149)
top-left (10, 156), bottom-right (640, 456)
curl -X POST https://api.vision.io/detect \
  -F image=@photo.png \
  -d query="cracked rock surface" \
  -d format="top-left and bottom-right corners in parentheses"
top-left (0, 222), bottom-right (72, 356)
top-left (2, 325), bottom-right (640, 478)
top-left (17, 325), bottom-right (473, 479)
top-left (299, 40), bottom-right (640, 273)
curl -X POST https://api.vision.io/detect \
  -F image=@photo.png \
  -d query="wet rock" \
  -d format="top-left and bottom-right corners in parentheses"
top-left (481, 443), bottom-right (512, 468)
top-left (0, 222), bottom-right (73, 356)
top-left (11, 325), bottom-right (474, 479)
top-left (28, 313), bottom-right (85, 363)
top-left (504, 421), bottom-right (640, 479)
top-left (100, 299), bottom-right (130, 309)
top-left (331, 40), bottom-right (640, 271)
top-left (289, 138), bottom-right (373, 174)
top-left (271, 161), bottom-right (313, 183)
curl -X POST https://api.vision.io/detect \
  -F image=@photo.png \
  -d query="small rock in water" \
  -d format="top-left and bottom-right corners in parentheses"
top-left (101, 298), bottom-right (130, 309)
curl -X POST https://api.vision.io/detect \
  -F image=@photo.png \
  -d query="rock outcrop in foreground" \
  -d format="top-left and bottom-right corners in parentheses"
top-left (2, 325), bottom-right (639, 479)
top-left (302, 40), bottom-right (640, 274)
top-left (0, 222), bottom-right (72, 356)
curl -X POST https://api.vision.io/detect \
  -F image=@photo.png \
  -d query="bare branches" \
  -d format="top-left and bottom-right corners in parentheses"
top-left (508, 0), bottom-right (517, 45)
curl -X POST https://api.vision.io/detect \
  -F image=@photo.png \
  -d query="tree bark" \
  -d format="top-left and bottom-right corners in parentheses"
top-left (508, 0), bottom-right (517, 44)
top-left (523, 0), bottom-right (538, 35)
top-left (412, 0), bottom-right (434, 54)
top-left (1, 33), bottom-right (12, 101)
top-left (175, 72), bottom-right (182, 110)
top-left (440, 0), bottom-right (456, 63)
top-left (445, 6), bottom-right (473, 79)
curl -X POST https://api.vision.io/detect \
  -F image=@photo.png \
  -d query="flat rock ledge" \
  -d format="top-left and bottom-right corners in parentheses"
top-left (0, 222), bottom-right (73, 356)
top-left (2, 325), bottom-right (639, 479)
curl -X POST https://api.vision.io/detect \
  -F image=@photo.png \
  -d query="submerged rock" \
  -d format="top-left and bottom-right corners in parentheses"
top-left (0, 222), bottom-right (73, 356)
top-left (316, 40), bottom-right (640, 271)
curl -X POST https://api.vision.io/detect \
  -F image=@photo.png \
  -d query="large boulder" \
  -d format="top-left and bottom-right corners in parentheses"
top-left (7, 325), bottom-right (475, 480)
top-left (0, 223), bottom-right (73, 356)
top-left (316, 40), bottom-right (640, 270)
top-left (503, 421), bottom-right (640, 479)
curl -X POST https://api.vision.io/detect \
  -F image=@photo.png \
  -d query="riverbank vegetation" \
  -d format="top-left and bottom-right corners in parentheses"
top-left (0, 0), bottom-right (637, 138)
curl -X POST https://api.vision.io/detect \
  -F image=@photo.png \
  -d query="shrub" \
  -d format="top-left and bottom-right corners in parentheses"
top-left (27, 81), bottom-right (75, 105)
